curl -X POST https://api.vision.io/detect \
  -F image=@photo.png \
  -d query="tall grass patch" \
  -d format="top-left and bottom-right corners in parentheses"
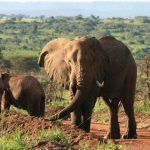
top-left (134, 100), bottom-right (150, 114)
top-left (39, 127), bottom-right (72, 146)
top-left (0, 129), bottom-right (26, 150)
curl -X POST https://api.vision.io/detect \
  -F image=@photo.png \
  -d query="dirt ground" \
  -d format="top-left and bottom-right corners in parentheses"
top-left (0, 108), bottom-right (149, 150)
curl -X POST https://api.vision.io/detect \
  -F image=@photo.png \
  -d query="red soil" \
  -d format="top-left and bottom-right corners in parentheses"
top-left (0, 109), bottom-right (149, 150)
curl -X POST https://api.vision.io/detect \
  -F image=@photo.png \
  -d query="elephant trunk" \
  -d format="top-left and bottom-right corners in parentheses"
top-left (49, 65), bottom-right (91, 121)
top-left (49, 88), bottom-right (88, 121)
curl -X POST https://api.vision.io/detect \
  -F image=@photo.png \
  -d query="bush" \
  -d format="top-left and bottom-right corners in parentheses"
top-left (8, 56), bottom-right (40, 72)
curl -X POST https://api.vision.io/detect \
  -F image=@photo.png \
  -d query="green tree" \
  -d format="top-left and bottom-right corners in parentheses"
top-left (32, 23), bottom-right (38, 34)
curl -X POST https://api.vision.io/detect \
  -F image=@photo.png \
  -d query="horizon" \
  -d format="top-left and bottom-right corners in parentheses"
top-left (0, 1), bottom-right (150, 18)
top-left (0, 0), bottom-right (150, 2)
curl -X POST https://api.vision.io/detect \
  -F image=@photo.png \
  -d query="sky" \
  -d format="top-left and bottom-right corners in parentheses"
top-left (0, 0), bottom-right (150, 2)
top-left (0, 0), bottom-right (149, 17)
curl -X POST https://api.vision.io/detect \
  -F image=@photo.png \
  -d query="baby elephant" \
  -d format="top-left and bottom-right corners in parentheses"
top-left (0, 73), bottom-right (45, 117)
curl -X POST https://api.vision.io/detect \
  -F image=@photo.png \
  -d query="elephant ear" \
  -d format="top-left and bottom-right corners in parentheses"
top-left (38, 38), bottom-right (71, 89)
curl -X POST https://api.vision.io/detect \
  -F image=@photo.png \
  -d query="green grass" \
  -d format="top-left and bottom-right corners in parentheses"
top-left (0, 106), bottom-right (28, 117)
top-left (97, 143), bottom-right (128, 150)
top-left (93, 99), bottom-right (109, 123)
top-left (79, 142), bottom-right (126, 150)
top-left (9, 106), bottom-right (29, 115)
top-left (39, 127), bottom-right (71, 146)
top-left (0, 129), bottom-right (26, 150)
top-left (0, 125), bottom-right (72, 149)
top-left (50, 100), bottom-right (68, 108)
top-left (0, 105), bottom-right (29, 115)
top-left (99, 113), bottom-right (109, 123)
top-left (134, 100), bottom-right (150, 114)
top-left (94, 98), bottom-right (150, 115)
top-left (0, 34), bottom-right (13, 39)
top-left (2, 50), bottom-right (39, 59)
top-left (0, 126), bottom-right (72, 149)
top-left (50, 91), bottom-right (69, 108)
top-left (94, 99), bottom-right (107, 113)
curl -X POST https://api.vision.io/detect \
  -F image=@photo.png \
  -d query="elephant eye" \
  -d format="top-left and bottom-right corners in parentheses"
top-left (68, 60), bottom-right (71, 63)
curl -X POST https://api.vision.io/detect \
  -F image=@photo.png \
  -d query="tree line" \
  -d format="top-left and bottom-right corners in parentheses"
top-left (0, 15), bottom-right (149, 102)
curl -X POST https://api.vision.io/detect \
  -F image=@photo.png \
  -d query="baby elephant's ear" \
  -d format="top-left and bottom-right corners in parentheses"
top-left (38, 38), bottom-right (71, 89)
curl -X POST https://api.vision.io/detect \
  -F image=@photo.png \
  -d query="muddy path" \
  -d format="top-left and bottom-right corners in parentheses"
top-left (63, 120), bottom-right (150, 150)
top-left (0, 110), bottom-right (149, 150)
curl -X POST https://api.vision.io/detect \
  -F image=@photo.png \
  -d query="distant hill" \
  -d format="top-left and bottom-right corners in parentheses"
top-left (0, 2), bottom-right (150, 18)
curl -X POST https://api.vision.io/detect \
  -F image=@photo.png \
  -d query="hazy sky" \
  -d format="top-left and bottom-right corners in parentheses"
top-left (0, 0), bottom-right (149, 17)
top-left (0, 0), bottom-right (150, 2)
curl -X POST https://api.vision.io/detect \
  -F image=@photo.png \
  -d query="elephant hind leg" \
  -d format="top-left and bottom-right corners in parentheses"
top-left (122, 74), bottom-right (137, 139)
top-left (121, 95), bottom-right (137, 139)
top-left (103, 98), bottom-right (120, 139)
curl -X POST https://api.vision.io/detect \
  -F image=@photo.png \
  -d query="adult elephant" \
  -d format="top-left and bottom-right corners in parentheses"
top-left (38, 36), bottom-right (137, 139)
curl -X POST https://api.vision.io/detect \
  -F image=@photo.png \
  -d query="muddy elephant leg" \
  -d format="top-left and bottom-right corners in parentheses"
top-left (121, 100), bottom-right (137, 139)
top-left (81, 94), bottom-right (97, 132)
top-left (103, 98), bottom-right (120, 139)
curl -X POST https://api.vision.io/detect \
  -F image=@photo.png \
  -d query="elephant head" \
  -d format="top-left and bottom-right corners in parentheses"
top-left (0, 73), bottom-right (11, 112)
top-left (38, 37), bottom-right (107, 120)
top-left (0, 73), bottom-right (10, 95)
top-left (0, 76), bottom-right (4, 97)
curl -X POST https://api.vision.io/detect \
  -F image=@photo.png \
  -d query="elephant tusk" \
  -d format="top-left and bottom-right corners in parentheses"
top-left (70, 82), bottom-right (74, 88)
top-left (70, 81), bottom-right (76, 88)
top-left (96, 80), bottom-right (104, 87)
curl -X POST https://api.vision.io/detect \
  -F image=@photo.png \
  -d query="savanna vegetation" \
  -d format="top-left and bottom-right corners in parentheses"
top-left (0, 14), bottom-right (149, 149)
top-left (0, 14), bottom-right (149, 103)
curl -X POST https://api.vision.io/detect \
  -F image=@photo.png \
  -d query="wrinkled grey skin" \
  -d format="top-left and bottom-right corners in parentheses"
top-left (38, 36), bottom-right (137, 139)
top-left (0, 73), bottom-right (45, 117)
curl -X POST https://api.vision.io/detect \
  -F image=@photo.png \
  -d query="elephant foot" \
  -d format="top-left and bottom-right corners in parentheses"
top-left (104, 132), bottom-right (121, 139)
top-left (71, 123), bottom-right (82, 130)
top-left (122, 133), bottom-right (137, 139)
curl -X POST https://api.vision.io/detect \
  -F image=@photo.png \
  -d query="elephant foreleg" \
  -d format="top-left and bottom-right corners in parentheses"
top-left (69, 80), bottom-right (84, 129)
top-left (81, 94), bottom-right (97, 132)
top-left (70, 107), bottom-right (82, 128)
top-left (69, 83), bottom-right (82, 129)
top-left (104, 98), bottom-right (120, 139)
